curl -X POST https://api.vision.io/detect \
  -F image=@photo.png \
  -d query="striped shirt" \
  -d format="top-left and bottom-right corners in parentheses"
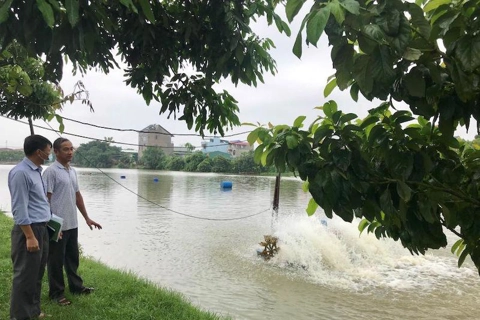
top-left (8, 158), bottom-right (51, 225)
top-left (43, 161), bottom-right (79, 231)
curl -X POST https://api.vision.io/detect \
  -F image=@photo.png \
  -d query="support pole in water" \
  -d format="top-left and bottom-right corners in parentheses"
top-left (272, 172), bottom-right (281, 220)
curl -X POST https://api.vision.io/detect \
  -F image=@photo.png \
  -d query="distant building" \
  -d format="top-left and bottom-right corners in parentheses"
top-left (227, 140), bottom-right (253, 158)
top-left (201, 137), bottom-right (229, 154)
top-left (173, 146), bottom-right (190, 157)
top-left (201, 137), bottom-right (252, 158)
top-left (138, 124), bottom-right (174, 158)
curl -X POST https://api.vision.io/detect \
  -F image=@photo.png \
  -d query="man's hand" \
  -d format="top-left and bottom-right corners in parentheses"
top-left (26, 236), bottom-right (40, 252)
top-left (86, 218), bottom-right (102, 230)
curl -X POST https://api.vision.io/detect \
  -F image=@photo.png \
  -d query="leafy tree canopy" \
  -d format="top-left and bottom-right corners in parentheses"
top-left (250, 0), bottom-right (480, 273)
top-left (184, 151), bottom-right (207, 172)
top-left (141, 146), bottom-right (166, 170)
top-left (73, 140), bottom-right (122, 168)
top-left (166, 155), bottom-right (185, 171)
top-left (0, 41), bottom-right (62, 118)
top-left (0, 0), bottom-right (289, 135)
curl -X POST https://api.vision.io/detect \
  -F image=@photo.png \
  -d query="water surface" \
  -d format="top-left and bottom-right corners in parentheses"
top-left (0, 165), bottom-right (478, 319)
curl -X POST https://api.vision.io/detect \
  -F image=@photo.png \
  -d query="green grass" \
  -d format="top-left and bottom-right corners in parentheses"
top-left (0, 212), bottom-right (227, 320)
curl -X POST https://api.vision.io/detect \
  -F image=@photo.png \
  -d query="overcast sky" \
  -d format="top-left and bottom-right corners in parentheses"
top-left (0, 12), bottom-right (476, 151)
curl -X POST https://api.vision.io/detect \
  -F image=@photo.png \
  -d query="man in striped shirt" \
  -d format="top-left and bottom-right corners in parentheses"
top-left (43, 137), bottom-right (102, 306)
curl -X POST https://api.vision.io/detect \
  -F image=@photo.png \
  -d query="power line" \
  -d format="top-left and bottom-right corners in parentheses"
top-left (61, 116), bottom-right (253, 137)
top-left (2, 116), bottom-right (250, 150)
top-left (42, 120), bottom-right (271, 221)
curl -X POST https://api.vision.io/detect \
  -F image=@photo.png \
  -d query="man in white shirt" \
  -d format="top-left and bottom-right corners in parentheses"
top-left (43, 137), bottom-right (102, 306)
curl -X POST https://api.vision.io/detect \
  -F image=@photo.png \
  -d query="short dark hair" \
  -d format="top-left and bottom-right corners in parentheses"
top-left (24, 135), bottom-right (52, 156)
top-left (53, 137), bottom-right (70, 151)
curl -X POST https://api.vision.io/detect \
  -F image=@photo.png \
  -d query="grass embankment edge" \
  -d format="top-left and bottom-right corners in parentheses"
top-left (0, 212), bottom-right (227, 320)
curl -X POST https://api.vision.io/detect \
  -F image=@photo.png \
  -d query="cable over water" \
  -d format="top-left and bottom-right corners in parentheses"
top-left (43, 121), bottom-right (272, 221)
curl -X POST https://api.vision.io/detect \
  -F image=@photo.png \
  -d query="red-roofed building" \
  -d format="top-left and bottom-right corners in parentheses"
top-left (227, 140), bottom-right (253, 158)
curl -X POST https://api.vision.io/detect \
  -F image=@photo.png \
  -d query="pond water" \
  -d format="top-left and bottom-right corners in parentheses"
top-left (0, 165), bottom-right (479, 319)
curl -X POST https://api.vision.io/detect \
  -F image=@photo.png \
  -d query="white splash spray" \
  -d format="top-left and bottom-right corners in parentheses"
top-left (263, 214), bottom-right (477, 292)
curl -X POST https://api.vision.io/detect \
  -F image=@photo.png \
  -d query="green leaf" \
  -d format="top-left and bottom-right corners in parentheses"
top-left (286, 135), bottom-right (299, 149)
top-left (350, 83), bottom-right (359, 102)
top-left (293, 115), bottom-right (306, 128)
top-left (0, 0), bottom-right (13, 23)
top-left (47, 0), bottom-right (61, 11)
top-left (260, 149), bottom-right (269, 166)
top-left (396, 181), bottom-right (412, 202)
top-left (358, 219), bottom-right (369, 235)
top-left (367, 124), bottom-right (387, 144)
top-left (65, 0), bottom-right (79, 27)
top-left (302, 180), bottom-right (309, 192)
top-left (293, 32), bottom-right (303, 59)
top-left (59, 123), bottom-right (65, 133)
top-left (323, 100), bottom-right (338, 118)
top-left (360, 116), bottom-right (379, 129)
top-left (380, 188), bottom-right (396, 216)
top-left (353, 55), bottom-right (374, 94)
top-left (451, 239), bottom-right (464, 255)
top-left (286, 0), bottom-right (306, 23)
top-left (458, 249), bottom-right (469, 267)
top-left (403, 47), bottom-right (422, 61)
top-left (36, 0), bottom-right (54, 28)
top-left (313, 126), bottom-right (334, 144)
top-left (138, 0), bottom-right (156, 24)
top-left (328, 0), bottom-right (345, 24)
top-left (407, 3), bottom-right (431, 39)
top-left (247, 128), bottom-right (259, 145)
top-left (370, 46), bottom-right (395, 85)
top-left (424, 0), bottom-right (451, 12)
top-left (306, 198), bottom-right (319, 216)
top-left (362, 25), bottom-right (386, 43)
top-left (394, 116), bottom-right (415, 124)
top-left (324, 78), bottom-right (337, 97)
top-left (339, 0), bottom-right (360, 14)
top-left (340, 113), bottom-right (357, 123)
top-left (390, 16), bottom-right (411, 54)
top-left (306, 7), bottom-right (330, 46)
top-left (119, 0), bottom-right (138, 13)
top-left (454, 35), bottom-right (480, 72)
top-left (281, 20), bottom-right (292, 37)
top-left (253, 145), bottom-right (265, 163)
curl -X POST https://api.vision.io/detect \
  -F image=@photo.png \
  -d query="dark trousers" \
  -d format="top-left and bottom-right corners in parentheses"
top-left (47, 228), bottom-right (84, 299)
top-left (10, 224), bottom-right (48, 320)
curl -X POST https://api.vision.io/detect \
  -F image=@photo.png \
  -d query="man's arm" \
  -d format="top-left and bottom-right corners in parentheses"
top-left (19, 225), bottom-right (40, 252)
top-left (9, 171), bottom-right (40, 251)
top-left (76, 191), bottom-right (102, 230)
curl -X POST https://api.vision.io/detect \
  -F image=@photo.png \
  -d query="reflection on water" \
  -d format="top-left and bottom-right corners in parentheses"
top-left (0, 166), bottom-right (479, 319)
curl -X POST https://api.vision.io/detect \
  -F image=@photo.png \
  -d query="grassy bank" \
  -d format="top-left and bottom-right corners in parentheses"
top-left (0, 212), bottom-right (226, 320)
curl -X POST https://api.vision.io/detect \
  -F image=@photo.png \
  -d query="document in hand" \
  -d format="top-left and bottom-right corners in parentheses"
top-left (47, 214), bottom-right (64, 242)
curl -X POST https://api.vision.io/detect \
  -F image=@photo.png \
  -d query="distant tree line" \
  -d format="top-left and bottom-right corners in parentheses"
top-left (141, 147), bottom-right (273, 174)
top-left (0, 150), bottom-right (24, 163)
top-left (69, 141), bottom-right (273, 174)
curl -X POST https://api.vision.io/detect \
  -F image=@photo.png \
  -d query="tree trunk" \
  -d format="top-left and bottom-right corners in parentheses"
top-left (28, 117), bottom-right (34, 135)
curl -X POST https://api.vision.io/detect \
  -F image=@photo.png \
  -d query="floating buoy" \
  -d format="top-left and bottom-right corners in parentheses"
top-left (120, 175), bottom-right (126, 179)
top-left (220, 181), bottom-right (232, 189)
top-left (153, 177), bottom-right (159, 182)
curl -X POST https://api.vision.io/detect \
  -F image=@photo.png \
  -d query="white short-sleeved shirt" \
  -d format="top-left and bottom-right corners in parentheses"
top-left (43, 161), bottom-right (79, 231)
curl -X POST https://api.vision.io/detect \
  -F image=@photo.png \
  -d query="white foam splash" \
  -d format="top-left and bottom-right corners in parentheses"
top-left (263, 214), bottom-right (477, 292)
